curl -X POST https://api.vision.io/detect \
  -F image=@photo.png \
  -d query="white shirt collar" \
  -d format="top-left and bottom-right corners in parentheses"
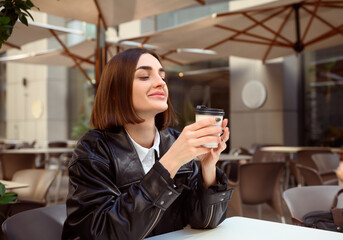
top-left (126, 128), bottom-right (160, 173)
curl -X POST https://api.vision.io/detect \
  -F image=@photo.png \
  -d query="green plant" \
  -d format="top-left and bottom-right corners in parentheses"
top-left (0, 182), bottom-right (17, 218)
top-left (0, 0), bottom-right (38, 48)
top-left (71, 115), bottom-right (91, 140)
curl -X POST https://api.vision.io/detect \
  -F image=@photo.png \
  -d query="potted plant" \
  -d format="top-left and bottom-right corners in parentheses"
top-left (0, 182), bottom-right (17, 221)
top-left (0, 0), bottom-right (38, 47)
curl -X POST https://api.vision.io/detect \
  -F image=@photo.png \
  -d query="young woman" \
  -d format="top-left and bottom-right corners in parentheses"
top-left (62, 48), bottom-right (233, 240)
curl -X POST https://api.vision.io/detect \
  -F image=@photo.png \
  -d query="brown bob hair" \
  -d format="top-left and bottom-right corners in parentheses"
top-left (90, 48), bottom-right (176, 130)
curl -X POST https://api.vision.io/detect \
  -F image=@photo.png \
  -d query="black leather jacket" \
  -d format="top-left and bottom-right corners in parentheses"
top-left (62, 127), bottom-right (233, 240)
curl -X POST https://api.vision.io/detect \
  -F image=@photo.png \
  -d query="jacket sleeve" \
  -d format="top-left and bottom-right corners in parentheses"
top-left (163, 128), bottom-right (234, 229)
top-left (62, 137), bottom-right (182, 240)
top-left (186, 162), bottom-right (234, 229)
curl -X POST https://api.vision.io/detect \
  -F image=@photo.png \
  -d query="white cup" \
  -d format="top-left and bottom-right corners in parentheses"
top-left (195, 105), bottom-right (225, 148)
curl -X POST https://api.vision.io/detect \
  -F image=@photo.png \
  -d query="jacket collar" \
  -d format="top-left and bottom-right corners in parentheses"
top-left (105, 127), bottom-right (193, 189)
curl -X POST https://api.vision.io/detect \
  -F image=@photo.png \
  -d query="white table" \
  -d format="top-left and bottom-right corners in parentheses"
top-left (0, 148), bottom-right (74, 155)
top-left (146, 217), bottom-right (343, 240)
top-left (0, 147), bottom-right (74, 203)
top-left (219, 154), bottom-right (252, 161)
top-left (0, 180), bottom-right (29, 190)
top-left (261, 146), bottom-right (341, 154)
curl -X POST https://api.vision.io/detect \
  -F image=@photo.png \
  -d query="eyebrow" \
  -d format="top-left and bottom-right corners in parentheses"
top-left (136, 66), bottom-right (165, 73)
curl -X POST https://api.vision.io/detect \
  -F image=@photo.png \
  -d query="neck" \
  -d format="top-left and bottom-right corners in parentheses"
top-left (124, 118), bottom-right (156, 148)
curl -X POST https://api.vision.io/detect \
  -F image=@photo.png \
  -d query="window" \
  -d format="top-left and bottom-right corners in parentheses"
top-left (304, 44), bottom-right (343, 147)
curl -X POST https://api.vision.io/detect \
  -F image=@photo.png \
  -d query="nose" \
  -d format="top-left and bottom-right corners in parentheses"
top-left (152, 73), bottom-right (166, 88)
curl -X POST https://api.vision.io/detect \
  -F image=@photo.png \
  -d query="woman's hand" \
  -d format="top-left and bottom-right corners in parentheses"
top-left (198, 119), bottom-right (230, 188)
top-left (159, 117), bottom-right (222, 178)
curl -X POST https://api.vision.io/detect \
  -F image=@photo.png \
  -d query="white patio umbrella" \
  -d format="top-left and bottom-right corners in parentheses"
top-left (0, 38), bottom-right (221, 71)
top-left (31, 0), bottom-right (218, 85)
top-left (122, 0), bottom-right (343, 62)
top-left (113, 39), bottom-right (221, 66)
top-left (31, 0), bottom-right (210, 28)
top-left (33, 0), bottom-right (213, 28)
top-left (0, 40), bottom-right (94, 68)
top-left (0, 39), bottom-right (100, 82)
top-left (0, 21), bottom-right (83, 53)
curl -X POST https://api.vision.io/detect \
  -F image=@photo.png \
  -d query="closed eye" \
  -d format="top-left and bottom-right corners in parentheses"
top-left (138, 76), bottom-right (150, 80)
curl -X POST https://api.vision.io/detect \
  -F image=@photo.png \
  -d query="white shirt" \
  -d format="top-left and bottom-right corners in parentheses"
top-left (126, 128), bottom-right (160, 174)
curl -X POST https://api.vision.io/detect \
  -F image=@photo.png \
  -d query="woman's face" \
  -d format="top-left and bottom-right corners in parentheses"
top-left (132, 53), bottom-right (168, 119)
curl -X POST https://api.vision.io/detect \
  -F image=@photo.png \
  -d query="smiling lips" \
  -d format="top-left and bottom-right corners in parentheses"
top-left (148, 91), bottom-right (165, 99)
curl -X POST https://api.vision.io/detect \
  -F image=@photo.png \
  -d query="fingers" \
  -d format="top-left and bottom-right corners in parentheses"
top-left (221, 118), bottom-right (228, 128)
top-left (186, 117), bottom-right (224, 139)
top-left (220, 119), bottom-right (230, 142)
top-left (187, 117), bottom-right (222, 131)
top-left (221, 127), bottom-right (230, 142)
top-left (191, 135), bottom-right (221, 147)
top-left (188, 125), bottom-right (222, 139)
top-left (197, 146), bottom-right (213, 156)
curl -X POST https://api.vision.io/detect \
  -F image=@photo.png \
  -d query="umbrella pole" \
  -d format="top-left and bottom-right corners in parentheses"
top-left (292, 3), bottom-right (304, 53)
top-left (95, 15), bottom-right (107, 90)
top-left (291, 3), bottom-right (306, 145)
top-left (93, 0), bottom-right (108, 90)
top-left (114, 26), bottom-right (120, 54)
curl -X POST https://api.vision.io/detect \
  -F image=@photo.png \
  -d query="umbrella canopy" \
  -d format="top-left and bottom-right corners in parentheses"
top-left (0, 38), bottom-right (221, 69)
top-left (0, 39), bottom-right (104, 82)
top-left (122, 0), bottom-right (343, 62)
top-left (31, 0), bottom-right (210, 28)
top-left (151, 48), bottom-right (221, 66)
top-left (0, 21), bottom-right (83, 53)
top-left (0, 39), bottom-right (96, 69)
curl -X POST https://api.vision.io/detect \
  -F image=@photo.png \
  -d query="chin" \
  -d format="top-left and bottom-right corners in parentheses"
top-left (155, 103), bottom-right (168, 114)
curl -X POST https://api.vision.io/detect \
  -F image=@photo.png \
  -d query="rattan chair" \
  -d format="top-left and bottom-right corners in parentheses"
top-left (2, 204), bottom-right (66, 240)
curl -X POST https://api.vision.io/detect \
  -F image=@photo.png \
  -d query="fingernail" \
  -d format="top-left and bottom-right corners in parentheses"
top-left (216, 117), bottom-right (221, 122)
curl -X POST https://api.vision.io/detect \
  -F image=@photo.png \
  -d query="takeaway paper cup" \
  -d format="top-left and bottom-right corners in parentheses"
top-left (195, 105), bottom-right (225, 148)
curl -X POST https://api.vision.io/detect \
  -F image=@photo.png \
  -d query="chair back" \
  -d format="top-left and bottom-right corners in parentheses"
top-left (296, 164), bottom-right (323, 186)
top-left (283, 186), bottom-right (343, 221)
top-left (296, 150), bottom-right (332, 170)
top-left (48, 141), bottom-right (68, 148)
top-left (291, 150), bottom-right (332, 186)
top-left (48, 141), bottom-right (68, 158)
top-left (2, 204), bottom-right (66, 240)
top-left (12, 169), bottom-right (57, 203)
top-left (0, 153), bottom-right (36, 180)
top-left (240, 162), bottom-right (284, 206)
top-left (312, 153), bottom-right (340, 174)
top-left (229, 162), bottom-right (285, 220)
